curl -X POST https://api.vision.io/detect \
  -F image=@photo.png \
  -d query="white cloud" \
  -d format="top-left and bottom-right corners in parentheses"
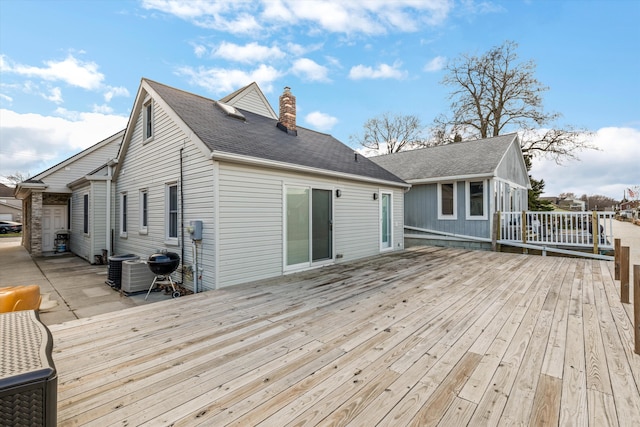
top-left (177, 64), bottom-right (281, 95)
top-left (305, 111), bottom-right (338, 131)
top-left (530, 127), bottom-right (640, 200)
top-left (141, 0), bottom-right (261, 33)
top-left (103, 86), bottom-right (130, 102)
top-left (193, 43), bottom-right (207, 58)
top-left (92, 104), bottom-right (114, 114)
top-left (213, 42), bottom-right (285, 64)
top-left (43, 87), bottom-right (63, 104)
top-left (291, 58), bottom-right (330, 82)
top-left (348, 61), bottom-right (408, 80)
top-left (142, 0), bottom-right (453, 35)
top-left (0, 108), bottom-right (127, 178)
top-left (0, 93), bottom-right (12, 104)
top-left (1, 54), bottom-right (104, 90)
top-left (424, 56), bottom-right (446, 72)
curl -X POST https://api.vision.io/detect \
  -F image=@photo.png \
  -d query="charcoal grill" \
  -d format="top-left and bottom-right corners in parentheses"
top-left (145, 252), bottom-right (181, 300)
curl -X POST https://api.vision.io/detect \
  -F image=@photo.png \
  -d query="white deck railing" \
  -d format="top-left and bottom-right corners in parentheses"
top-left (499, 211), bottom-right (615, 251)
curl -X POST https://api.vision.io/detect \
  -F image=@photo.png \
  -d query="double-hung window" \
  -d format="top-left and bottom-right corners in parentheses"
top-left (438, 182), bottom-right (457, 220)
top-left (166, 183), bottom-right (178, 243)
top-left (466, 180), bottom-right (487, 220)
top-left (143, 99), bottom-right (153, 142)
top-left (139, 189), bottom-right (148, 234)
top-left (83, 194), bottom-right (89, 234)
top-left (120, 192), bottom-right (128, 237)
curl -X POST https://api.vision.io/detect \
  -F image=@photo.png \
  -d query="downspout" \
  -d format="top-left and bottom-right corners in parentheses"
top-left (106, 159), bottom-right (117, 258)
top-left (180, 147), bottom-right (185, 285)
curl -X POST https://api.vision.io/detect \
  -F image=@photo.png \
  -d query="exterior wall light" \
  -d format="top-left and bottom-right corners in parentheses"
top-left (373, 193), bottom-right (378, 200)
top-left (336, 189), bottom-right (342, 198)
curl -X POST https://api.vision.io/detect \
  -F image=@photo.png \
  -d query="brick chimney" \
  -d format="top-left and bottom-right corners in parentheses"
top-left (278, 86), bottom-right (296, 134)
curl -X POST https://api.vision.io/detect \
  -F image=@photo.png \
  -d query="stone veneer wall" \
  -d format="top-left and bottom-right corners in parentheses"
top-left (31, 191), bottom-right (43, 256)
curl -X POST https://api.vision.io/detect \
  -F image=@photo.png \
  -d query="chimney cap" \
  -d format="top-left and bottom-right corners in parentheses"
top-left (283, 86), bottom-right (291, 92)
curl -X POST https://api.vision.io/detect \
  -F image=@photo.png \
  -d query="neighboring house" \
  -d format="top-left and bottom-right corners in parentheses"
top-left (371, 134), bottom-right (530, 249)
top-left (110, 79), bottom-right (408, 290)
top-left (15, 131), bottom-right (124, 256)
top-left (0, 183), bottom-right (22, 222)
top-left (558, 197), bottom-right (586, 211)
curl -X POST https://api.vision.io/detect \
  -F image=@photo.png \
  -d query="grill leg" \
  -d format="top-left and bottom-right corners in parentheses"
top-left (145, 276), bottom-right (158, 301)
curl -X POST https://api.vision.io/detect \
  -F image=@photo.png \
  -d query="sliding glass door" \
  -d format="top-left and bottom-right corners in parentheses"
top-left (286, 186), bottom-right (333, 268)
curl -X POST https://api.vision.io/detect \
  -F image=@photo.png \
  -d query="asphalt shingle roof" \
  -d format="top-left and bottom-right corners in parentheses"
top-left (146, 80), bottom-right (406, 185)
top-left (370, 134), bottom-right (519, 182)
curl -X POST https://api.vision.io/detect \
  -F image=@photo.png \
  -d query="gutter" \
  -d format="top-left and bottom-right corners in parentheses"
top-left (407, 173), bottom-right (493, 185)
top-left (14, 182), bottom-right (48, 200)
top-left (210, 151), bottom-right (411, 189)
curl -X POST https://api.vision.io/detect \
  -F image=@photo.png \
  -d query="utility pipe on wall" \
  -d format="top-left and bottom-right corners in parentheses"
top-left (180, 147), bottom-right (185, 286)
top-left (105, 159), bottom-right (117, 258)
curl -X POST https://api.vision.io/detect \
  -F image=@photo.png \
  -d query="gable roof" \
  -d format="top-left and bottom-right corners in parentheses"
top-left (15, 129), bottom-right (124, 199)
top-left (370, 134), bottom-right (523, 183)
top-left (0, 183), bottom-right (14, 197)
top-left (142, 79), bottom-right (407, 186)
top-left (218, 82), bottom-right (278, 119)
top-left (29, 129), bottom-right (124, 182)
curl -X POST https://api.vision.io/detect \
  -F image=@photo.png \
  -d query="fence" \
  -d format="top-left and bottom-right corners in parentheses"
top-left (499, 211), bottom-right (615, 253)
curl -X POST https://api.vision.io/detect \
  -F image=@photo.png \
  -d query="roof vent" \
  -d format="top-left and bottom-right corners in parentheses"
top-left (215, 101), bottom-right (245, 121)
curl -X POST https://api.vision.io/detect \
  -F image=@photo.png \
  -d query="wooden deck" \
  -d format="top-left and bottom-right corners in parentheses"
top-left (49, 247), bottom-right (640, 426)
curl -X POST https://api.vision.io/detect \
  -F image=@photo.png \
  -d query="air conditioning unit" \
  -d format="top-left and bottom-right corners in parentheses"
top-left (121, 260), bottom-right (156, 294)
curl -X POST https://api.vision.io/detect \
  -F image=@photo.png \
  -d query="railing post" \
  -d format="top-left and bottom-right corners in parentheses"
top-left (492, 211), bottom-right (500, 252)
top-left (592, 211), bottom-right (599, 254)
top-left (634, 265), bottom-right (640, 355)
top-left (615, 238), bottom-right (621, 280)
top-left (521, 211), bottom-right (527, 254)
top-left (621, 246), bottom-right (630, 304)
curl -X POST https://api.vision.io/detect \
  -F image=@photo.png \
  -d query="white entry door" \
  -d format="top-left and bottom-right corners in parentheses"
top-left (42, 206), bottom-right (67, 251)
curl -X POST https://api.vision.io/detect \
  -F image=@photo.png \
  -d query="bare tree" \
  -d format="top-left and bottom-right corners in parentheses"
top-left (350, 112), bottom-right (428, 154)
top-left (2, 172), bottom-right (31, 186)
top-left (431, 40), bottom-right (593, 162)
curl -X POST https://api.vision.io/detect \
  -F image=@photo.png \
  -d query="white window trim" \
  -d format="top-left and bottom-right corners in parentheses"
top-left (165, 183), bottom-right (179, 245)
top-left (466, 180), bottom-right (488, 220)
top-left (437, 182), bottom-right (457, 220)
top-left (143, 98), bottom-right (154, 143)
top-left (139, 189), bottom-right (148, 235)
top-left (379, 191), bottom-right (394, 251)
top-left (119, 192), bottom-right (128, 238)
top-left (82, 193), bottom-right (89, 236)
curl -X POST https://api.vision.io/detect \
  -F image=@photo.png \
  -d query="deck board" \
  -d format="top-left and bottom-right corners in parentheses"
top-left (50, 247), bottom-right (640, 426)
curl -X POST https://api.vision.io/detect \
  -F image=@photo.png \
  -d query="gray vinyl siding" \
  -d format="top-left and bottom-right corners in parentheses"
top-left (70, 181), bottom-right (108, 262)
top-left (70, 185), bottom-right (91, 260)
top-left (393, 188), bottom-right (404, 250)
top-left (91, 182), bottom-right (108, 260)
top-left (495, 142), bottom-right (529, 187)
top-left (217, 164), bottom-right (283, 287)
top-left (405, 181), bottom-right (490, 239)
top-left (36, 138), bottom-right (121, 193)
top-left (114, 95), bottom-right (216, 291)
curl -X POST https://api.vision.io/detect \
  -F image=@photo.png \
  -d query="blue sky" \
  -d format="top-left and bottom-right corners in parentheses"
top-left (1, 0), bottom-right (638, 200)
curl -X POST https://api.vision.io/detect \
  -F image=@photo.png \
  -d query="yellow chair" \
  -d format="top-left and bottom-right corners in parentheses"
top-left (0, 285), bottom-right (42, 312)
